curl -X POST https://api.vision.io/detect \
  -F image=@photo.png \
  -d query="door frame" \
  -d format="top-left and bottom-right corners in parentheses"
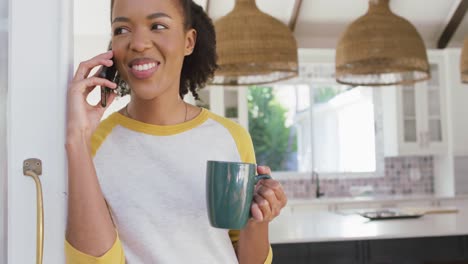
top-left (7, 0), bottom-right (73, 263)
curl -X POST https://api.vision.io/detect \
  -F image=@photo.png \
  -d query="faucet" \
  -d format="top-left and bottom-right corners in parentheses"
top-left (312, 171), bottom-right (325, 198)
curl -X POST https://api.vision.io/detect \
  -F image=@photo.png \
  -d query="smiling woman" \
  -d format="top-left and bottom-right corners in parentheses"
top-left (66, 0), bottom-right (286, 263)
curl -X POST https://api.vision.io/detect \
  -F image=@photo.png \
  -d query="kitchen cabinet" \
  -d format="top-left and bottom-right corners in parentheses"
top-left (269, 196), bottom-right (468, 263)
top-left (273, 241), bottom-right (361, 264)
top-left (272, 235), bottom-right (468, 264)
top-left (382, 52), bottom-right (447, 156)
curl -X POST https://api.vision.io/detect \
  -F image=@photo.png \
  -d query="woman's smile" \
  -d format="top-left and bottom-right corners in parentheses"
top-left (128, 58), bottom-right (161, 80)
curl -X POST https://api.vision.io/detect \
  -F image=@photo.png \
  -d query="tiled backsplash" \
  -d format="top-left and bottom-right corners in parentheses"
top-left (279, 156), bottom-right (434, 199)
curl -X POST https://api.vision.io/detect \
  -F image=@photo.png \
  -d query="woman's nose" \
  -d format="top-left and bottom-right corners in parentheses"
top-left (129, 29), bottom-right (152, 52)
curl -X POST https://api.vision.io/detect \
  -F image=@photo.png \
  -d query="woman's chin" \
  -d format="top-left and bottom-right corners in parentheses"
top-left (129, 85), bottom-right (163, 100)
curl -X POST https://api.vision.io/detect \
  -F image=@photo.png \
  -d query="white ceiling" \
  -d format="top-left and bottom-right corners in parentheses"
top-left (75, 0), bottom-right (468, 49)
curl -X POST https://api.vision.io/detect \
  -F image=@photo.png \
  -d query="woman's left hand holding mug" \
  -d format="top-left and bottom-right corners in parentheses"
top-left (251, 166), bottom-right (288, 223)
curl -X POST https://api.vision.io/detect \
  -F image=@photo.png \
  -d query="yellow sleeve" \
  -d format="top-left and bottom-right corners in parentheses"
top-left (65, 233), bottom-right (125, 264)
top-left (65, 199), bottom-right (125, 264)
top-left (228, 230), bottom-right (273, 264)
top-left (263, 247), bottom-right (273, 264)
top-left (208, 112), bottom-right (273, 264)
top-left (90, 113), bottom-right (119, 157)
top-left (230, 126), bottom-right (273, 263)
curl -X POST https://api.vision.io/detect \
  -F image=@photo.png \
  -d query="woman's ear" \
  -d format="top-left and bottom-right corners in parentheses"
top-left (184, 28), bottom-right (197, 56)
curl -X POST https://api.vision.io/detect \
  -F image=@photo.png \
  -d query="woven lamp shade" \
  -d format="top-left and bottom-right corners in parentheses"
top-left (336, 0), bottom-right (430, 86)
top-left (212, 0), bottom-right (298, 86)
top-left (461, 37), bottom-right (468, 83)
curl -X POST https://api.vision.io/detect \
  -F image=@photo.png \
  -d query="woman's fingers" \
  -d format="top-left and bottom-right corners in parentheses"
top-left (256, 185), bottom-right (281, 219)
top-left (253, 194), bottom-right (272, 221)
top-left (72, 77), bottom-right (117, 96)
top-left (251, 168), bottom-right (288, 223)
top-left (258, 179), bottom-right (288, 208)
top-left (66, 52), bottom-right (118, 140)
top-left (250, 203), bottom-right (263, 222)
top-left (257, 165), bottom-right (272, 176)
top-left (72, 51), bottom-right (114, 82)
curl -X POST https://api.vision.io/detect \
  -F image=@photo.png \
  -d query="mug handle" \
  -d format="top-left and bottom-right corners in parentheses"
top-left (255, 174), bottom-right (272, 183)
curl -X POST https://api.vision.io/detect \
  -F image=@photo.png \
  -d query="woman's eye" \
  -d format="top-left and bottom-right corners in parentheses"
top-left (151, 24), bottom-right (167, 30)
top-left (113, 27), bottom-right (129, 35)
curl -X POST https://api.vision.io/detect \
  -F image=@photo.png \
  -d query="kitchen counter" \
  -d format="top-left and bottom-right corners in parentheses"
top-left (286, 194), bottom-right (468, 206)
top-left (269, 198), bottom-right (468, 244)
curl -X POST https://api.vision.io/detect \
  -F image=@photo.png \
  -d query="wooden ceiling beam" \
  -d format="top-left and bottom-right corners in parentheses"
top-left (289, 0), bottom-right (303, 32)
top-left (437, 0), bottom-right (468, 49)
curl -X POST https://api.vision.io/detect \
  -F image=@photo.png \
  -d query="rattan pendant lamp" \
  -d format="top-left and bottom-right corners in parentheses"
top-left (335, 0), bottom-right (430, 86)
top-left (461, 37), bottom-right (468, 83)
top-left (212, 0), bottom-right (299, 86)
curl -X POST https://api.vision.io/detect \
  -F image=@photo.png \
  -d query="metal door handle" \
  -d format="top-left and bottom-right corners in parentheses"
top-left (23, 158), bottom-right (44, 264)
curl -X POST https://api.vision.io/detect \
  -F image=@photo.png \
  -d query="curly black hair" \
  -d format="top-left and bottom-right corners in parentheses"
top-left (110, 0), bottom-right (218, 100)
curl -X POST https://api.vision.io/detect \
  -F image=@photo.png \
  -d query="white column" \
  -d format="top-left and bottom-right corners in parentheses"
top-left (237, 86), bottom-right (249, 130)
top-left (8, 0), bottom-right (73, 263)
top-left (209, 86), bottom-right (225, 116)
top-left (433, 49), bottom-right (468, 196)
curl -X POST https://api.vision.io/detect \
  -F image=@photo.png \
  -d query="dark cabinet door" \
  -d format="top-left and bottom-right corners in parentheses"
top-left (271, 236), bottom-right (468, 264)
top-left (273, 241), bottom-right (361, 264)
top-left (368, 236), bottom-right (466, 264)
top-left (308, 241), bottom-right (361, 264)
top-left (272, 243), bottom-right (310, 264)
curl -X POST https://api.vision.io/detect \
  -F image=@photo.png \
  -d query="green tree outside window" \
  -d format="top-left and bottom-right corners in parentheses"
top-left (248, 86), bottom-right (297, 171)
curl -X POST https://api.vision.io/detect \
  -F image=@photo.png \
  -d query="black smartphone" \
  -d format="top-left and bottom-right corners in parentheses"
top-left (99, 58), bottom-right (117, 107)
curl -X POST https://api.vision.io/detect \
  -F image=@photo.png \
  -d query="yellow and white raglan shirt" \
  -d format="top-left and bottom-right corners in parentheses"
top-left (65, 108), bottom-right (273, 264)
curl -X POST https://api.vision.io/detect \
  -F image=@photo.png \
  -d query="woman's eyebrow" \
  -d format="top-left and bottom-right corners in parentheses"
top-left (112, 12), bottom-right (172, 24)
top-left (112, 16), bottom-right (130, 24)
top-left (147, 12), bottom-right (172, 20)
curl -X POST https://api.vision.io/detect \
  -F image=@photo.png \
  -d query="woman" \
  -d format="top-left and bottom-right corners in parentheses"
top-left (65, 0), bottom-right (287, 263)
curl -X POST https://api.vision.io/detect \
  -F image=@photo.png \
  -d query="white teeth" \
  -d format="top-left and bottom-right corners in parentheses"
top-left (132, 63), bottom-right (156, 71)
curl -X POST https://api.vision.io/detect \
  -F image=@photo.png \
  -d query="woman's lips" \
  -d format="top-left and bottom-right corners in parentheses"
top-left (128, 59), bottom-right (160, 80)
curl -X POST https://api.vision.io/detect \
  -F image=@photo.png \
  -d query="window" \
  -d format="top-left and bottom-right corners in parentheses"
top-left (247, 66), bottom-right (383, 177)
top-left (311, 85), bottom-right (376, 173)
top-left (248, 86), bottom-right (302, 172)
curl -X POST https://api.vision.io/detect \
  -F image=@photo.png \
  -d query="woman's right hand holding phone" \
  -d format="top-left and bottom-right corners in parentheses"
top-left (66, 51), bottom-right (117, 144)
top-left (65, 51), bottom-right (121, 258)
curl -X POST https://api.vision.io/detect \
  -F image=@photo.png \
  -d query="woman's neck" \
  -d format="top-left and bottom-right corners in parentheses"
top-left (125, 92), bottom-right (189, 126)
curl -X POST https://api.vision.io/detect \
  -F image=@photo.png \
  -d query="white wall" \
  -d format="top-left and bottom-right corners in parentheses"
top-left (444, 49), bottom-right (468, 196)
top-left (0, 29), bottom-right (7, 264)
top-left (0, 0), bottom-right (8, 260)
top-left (444, 49), bottom-right (468, 156)
top-left (433, 48), bottom-right (468, 196)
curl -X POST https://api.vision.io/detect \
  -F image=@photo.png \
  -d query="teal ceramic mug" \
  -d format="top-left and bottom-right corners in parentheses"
top-left (206, 160), bottom-right (271, 229)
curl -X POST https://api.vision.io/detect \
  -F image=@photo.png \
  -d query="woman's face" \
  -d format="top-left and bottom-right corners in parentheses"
top-left (111, 0), bottom-right (195, 100)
